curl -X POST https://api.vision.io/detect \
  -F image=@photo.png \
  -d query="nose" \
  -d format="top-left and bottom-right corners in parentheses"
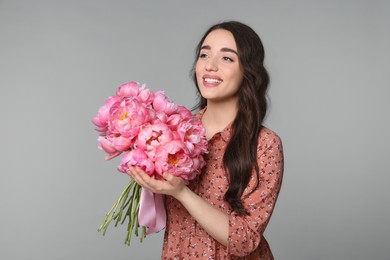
top-left (205, 57), bottom-right (218, 72)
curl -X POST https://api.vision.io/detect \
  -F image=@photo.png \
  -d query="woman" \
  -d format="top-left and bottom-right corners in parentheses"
top-left (129, 21), bottom-right (284, 259)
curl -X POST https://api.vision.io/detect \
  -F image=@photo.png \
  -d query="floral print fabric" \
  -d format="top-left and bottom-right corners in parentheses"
top-left (162, 111), bottom-right (284, 259)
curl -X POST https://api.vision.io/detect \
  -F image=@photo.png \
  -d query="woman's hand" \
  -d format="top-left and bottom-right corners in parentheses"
top-left (129, 166), bottom-right (229, 246)
top-left (127, 167), bottom-right (187, 198)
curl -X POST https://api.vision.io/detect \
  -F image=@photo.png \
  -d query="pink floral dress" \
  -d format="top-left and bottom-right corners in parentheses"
top-left (162, 110), bottom-right (284, 259)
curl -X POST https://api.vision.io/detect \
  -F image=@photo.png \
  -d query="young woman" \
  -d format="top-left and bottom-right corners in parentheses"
top-left (129, 21), bottom-right (284, 259)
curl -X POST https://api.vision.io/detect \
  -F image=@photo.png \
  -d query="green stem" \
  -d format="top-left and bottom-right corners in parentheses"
top-left (114, 180), bottom-right (136, 226)
top-left (125, 183), bottom-right (141, 245)
top-left (98, 181), bottom-right (133, 234)
top-left (98, 180), bottom-right (147, 246)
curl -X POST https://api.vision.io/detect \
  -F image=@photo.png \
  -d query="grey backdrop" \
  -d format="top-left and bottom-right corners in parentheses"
top-left (1, 1), bottom-right (389, 259)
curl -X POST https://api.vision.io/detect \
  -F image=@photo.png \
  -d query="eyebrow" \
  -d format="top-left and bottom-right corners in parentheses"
top-left (200, 45), bottom-right (238, 55)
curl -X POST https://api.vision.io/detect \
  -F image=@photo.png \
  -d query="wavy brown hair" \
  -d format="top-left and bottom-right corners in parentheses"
top-left (192, 21), bottom-right (270, 215)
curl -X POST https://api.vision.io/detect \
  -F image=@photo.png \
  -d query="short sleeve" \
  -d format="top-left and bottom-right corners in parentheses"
top-left (226, 130), bottom-right (284, 256)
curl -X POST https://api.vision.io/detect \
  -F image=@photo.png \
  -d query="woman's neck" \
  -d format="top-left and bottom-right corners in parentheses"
top-left (202, 101), bottom-right (237, 140)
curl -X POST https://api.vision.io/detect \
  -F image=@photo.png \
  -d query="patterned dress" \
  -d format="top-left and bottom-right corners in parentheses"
top-left (162, 110), bottom-right (284, 259)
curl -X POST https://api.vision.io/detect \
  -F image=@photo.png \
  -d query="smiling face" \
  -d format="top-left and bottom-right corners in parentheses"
top-left (195, 29), bottom-right (244, 107)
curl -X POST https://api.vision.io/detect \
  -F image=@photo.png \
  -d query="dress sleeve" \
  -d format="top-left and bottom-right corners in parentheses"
top-left (226, 131), bottom-right (284, 257)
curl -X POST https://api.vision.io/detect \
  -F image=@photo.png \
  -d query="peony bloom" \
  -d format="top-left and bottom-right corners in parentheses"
top-left (154, 140), bottom-right (195, 179)
top-left (108, 98), bottom-right (154, 141)
top-left (153, 91), bottom-right (178, 115)
top-left (176, 118), bottom-right (208, 157)
top-left (190, 156), bottom-right (206, 177)
top-left (135, 122), bottom-right (174, 158)
top-left (92, 95), bottom-right (122, 133)
top-left (164, 105), bottom-right (194, 131)
top-left (176, 105), bottom-right (193, 120)
top-left (137, 84), bottom-right (155, 105)
top-left (165, 114), bottom-right (183, 131)
top-left (97, 136), bottom-right (122, 160)
top-left (116, 81), bottom-right (140, 98)
top-left (118, 148), bottom-right (154, 175)
top-left (105, 133), bottom-right (133, 152)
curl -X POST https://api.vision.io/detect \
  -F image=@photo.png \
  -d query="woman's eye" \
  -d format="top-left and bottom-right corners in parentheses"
top-left (199, 53), bottom-right (208, 59)
top-left (223, 57), bottom-right (234, 62)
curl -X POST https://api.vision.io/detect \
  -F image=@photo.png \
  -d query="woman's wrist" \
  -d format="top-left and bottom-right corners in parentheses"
top-left (172, 185), bottom-right (191, 202)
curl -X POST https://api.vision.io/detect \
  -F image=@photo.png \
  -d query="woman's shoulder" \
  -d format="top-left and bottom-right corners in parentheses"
top-left (259, 126), bottom-right (282, 142)
top-left (258, 126), bottom-right (283, 152)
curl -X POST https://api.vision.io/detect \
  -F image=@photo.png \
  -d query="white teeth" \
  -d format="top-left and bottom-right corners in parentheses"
top-left (204, 78), bottom-right (222, 83)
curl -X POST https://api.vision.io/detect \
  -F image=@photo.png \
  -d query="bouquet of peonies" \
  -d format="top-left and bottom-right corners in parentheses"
top-left (93, 81), bottom-right (208, 245)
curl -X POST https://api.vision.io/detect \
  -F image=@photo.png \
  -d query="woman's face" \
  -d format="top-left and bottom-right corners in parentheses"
top-left (195, 29), bottom-right (243, 105)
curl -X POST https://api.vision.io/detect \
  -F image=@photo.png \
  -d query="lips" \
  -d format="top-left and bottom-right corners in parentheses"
top-left (202, 74), bottom-right (222, 87)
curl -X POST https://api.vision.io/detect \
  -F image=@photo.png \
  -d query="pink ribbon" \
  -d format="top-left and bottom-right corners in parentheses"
top-left (138, 188), bottom-right (166, 235)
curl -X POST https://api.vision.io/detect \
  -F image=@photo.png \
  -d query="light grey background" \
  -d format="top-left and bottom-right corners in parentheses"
top-left (1, 0), bottom-right (389, 259)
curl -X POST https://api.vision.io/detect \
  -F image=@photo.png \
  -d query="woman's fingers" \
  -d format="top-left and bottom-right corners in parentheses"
top-left (127, 167), bottom-right (186, 197)
top-left (128, 167), bottom-right (148, 187)
top-left (128, 167), bottom-right (165, 193)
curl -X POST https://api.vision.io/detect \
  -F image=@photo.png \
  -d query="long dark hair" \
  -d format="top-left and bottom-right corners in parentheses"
top-left (192, 21), bottom-right (270, 215)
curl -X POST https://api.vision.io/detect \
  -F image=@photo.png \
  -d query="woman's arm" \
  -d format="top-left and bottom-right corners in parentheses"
top-left (226, 131), bottom-right (284, 256)
top-left (128, 168), bottom-right (229, 246)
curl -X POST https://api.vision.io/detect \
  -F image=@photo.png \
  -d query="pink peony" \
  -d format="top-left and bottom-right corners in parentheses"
top-left (176, 118), bottom-right (208, 157)
top-left (154, 111), bottom-right (168, 125)
top-left (176, 105), bottom-right (193, 120)
top-left (153, 140), bottom-right (195, 179)
top-left (137, 84), bottom-right (155, 105)
top-left (108, 98), bottom-right (154, 140)
top-left (116, 81), bottom-right (140, 98)
top-left (92, 95), bottom-right (122, 133)
top-left (97, 136), bottom-right (122, 160)
top-left (105, 133), bottom-right (133, 152)
top-left (165, 114), bottom-right (183, 130)
top-left (190, 156), bottom-right (206, 176)
top-left (163, 105), bottom-right (194, 131)
top-left (153, 91), bottom-right (178, 115)
top-left (118, 148), bottom-right (155, 175)
top-left (135, 122), bottom-right (174, 156)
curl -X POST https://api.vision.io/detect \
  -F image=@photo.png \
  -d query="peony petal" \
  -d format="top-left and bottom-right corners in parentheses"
top-left (119, 149), bottom-right (155, 175)
top-left (97, 136), bottom-right (122, 160)
top-left (116, 81), bottom-right (140, 97)
top-left (98, 136), bottom-right (118, 154)
top-left (177, 105), bottom-right (193, 120)
top-left (138, 87), bottom-right (155, 105)
top-left (152, 91), bottom-right (178, 115)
